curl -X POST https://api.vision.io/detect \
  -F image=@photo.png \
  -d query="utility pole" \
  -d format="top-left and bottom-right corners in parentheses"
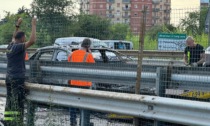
top-left (134, 5), bottom-right (147, 126)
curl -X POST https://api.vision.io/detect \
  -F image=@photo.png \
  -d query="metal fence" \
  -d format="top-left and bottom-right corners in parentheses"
top-left (0, 4), bottom-right (210, 126)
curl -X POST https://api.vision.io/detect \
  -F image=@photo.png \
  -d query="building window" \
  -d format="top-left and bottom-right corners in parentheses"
top-left (134, 13), bottom-right (138, 16)
top-left (125, 4), bottom-right (128, 8)
top-left (100, 4), bottom-right (103, 8)
top-left (117, 3), bottom-right (120, 7)
top-left (134, 5), bottom-right (138, 8)
top-left (109, 5), bottom-right (112, 9)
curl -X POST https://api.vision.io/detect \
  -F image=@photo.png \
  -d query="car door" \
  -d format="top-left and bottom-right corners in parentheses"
top-left (54, 49), bottom-right (69, 62)
top-left (37, 50), bottom-right (54, 61)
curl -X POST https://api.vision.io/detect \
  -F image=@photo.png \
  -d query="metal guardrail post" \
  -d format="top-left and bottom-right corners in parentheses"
top-left (29, 61), bottom-right (41, 83)
top-left (155, 67), bottom-right (167, 126)
top-left (155, 67), bottom-right (166, 97)
top-left (80, 109), bottom-right (90, 126)
top-left (26, 101), bottom-right (36, 126)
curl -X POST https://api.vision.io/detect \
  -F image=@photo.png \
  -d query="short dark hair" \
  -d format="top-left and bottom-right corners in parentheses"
top-left (15, 31), bottom-right (25, 39)
top-left (81, 38), bottom-right (91, 48)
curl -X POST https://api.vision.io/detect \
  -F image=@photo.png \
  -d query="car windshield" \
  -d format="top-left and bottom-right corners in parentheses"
top-left (92, 41), bottom-right (108, 48)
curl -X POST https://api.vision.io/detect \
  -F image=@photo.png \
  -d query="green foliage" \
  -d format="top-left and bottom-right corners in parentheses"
top-left (127, 35), bottom-right (157, 50)
top-left (109, 23), bottom-right (129, 40)
top-left (179, 8), bottom-right (208, 35)
top-left (73, 14), bottom-right (111, 39)
top-left (199, 7), bottom-right (208, 34)
top-left (146, 24), bottom-right (176, 40)
top-left (31, 0), bottom-right (74, 46)
top-left (0, 13), bottom-right (31, 45)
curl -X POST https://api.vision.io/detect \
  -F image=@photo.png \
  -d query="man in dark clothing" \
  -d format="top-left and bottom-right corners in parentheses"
top-left (184, 36), bottom-right (205, 67)
top-left (4, 17), bottom-right (36, 126)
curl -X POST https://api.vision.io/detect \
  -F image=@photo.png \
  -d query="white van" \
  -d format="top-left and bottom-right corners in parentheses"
top-left (101, 40), bottom-right (133, 50)
top-left (54, 37), bottom-right (108, 48)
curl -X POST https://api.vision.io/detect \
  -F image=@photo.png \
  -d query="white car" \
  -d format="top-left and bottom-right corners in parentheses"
top-left (54, 37), bottom-right (108, 48)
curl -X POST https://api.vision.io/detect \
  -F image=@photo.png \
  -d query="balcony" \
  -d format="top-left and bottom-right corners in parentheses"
top-left (164, 9), bottom-right (170, 13)
top-left (122, 7), bottom-right (130, 11)
top-left (122, 15), bottom-right (130, 18)
top-left (124, 21), bottom-right (130, 24)
top-left (152, 8), bottom-right (160, 12)
top-left (107, 14), bottom-right (115, 18)
top-left (153, 16), bottom-right (159, 19)
top-left (164, 16), bottom-right (170, 20)
top-left (152, 0), bottom-right (160, 5)
top-left (107, 8), bottom-right (114, 11)
top-left (164, 3), bottom-right (170, 6)
top-left (122, 0), bottom-right (130, 3)
top-left (107, 0), bottom-right (115, 3)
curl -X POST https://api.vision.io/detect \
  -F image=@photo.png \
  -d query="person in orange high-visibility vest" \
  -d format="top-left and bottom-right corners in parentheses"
top-left (25, 52), bottom-right (29, 60)
top-left (68, 38), bottom-right (95, 87)
top-left (67, 38), bottom-right (95, 126)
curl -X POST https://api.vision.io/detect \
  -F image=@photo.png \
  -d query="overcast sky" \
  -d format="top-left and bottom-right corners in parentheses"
top-left (0, 0), bottom-right (33, 19)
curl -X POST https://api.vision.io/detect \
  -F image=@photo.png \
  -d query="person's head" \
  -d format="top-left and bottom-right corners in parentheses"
top-left (186, 36), bottom-right (196, 47)
top-left (15, 31), bottom-right (26, 43)
top-left (81, 38), bottom-right (91, 49)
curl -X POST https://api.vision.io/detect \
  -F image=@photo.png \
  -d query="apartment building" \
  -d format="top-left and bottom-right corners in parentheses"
top-left (152, 0), bottom-right (171, 26)
top-left (80, 0), bottom-right (170, 34)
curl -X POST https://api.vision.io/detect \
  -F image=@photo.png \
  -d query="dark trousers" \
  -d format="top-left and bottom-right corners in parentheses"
top-left (4, 77), bottom-right (25, 126)
top-left (69, 86), bottom-right (91, 126)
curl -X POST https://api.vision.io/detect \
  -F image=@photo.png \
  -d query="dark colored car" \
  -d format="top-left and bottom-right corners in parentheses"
top-left (29, 46), bottom-right (133, 64)
top-left (29, 46), bottom-right (135, 92)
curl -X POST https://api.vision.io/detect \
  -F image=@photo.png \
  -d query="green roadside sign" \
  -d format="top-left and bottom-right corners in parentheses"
top-left (158, 33), bottom-right (187, 51)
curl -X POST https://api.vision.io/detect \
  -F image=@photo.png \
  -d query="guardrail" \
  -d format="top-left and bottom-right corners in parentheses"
top-left (0, 48), bottom-right (184, 58)
top-left (118, 50), bottom-right (183, 58)
top-left (1, 81), bottom-right (210, 126)
top-left (0, 61), bottom-right (210, 93)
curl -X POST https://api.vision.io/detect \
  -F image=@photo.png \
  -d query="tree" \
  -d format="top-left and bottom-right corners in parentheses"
top-left (109, 23), bottom-right (129, 40)
top-left (0, 13), bottom-right (31, 45)
top-left (146, 24), bottom-right (176, 40)
top-left (31, 0), bottom-right (75, 46)
top-left (179, 11), bottom-right (200, 35)
top-left (179, 8), bottom-right (208, 35)
top-left (17, 6), bottom-right (30, 15)
top-left (199, 7), bottom-right (208, 33)
top-left (73, 14), bottom-right (111, 40)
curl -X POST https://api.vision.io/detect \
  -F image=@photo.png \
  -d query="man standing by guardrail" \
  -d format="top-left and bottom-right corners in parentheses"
top-left (3, 17), bottom-right (36, 126)
top-left (68, 38), bottom-right (95, 126)
top-left (184, 36), bottom-right (205, 67)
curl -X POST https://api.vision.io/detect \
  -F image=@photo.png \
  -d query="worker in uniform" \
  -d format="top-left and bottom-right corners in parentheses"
top-left (68, 38), bottom-right (95, 126)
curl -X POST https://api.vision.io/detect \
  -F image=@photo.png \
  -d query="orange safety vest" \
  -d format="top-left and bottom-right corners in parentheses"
top-left (68, 50), bottom-right (95, 87)
top-left (25, 52), bottom-right (29, 61)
